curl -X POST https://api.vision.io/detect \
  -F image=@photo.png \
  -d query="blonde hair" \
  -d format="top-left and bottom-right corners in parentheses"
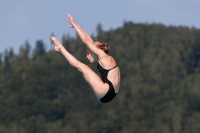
top-left (93, 40), bottom-right (110, 54)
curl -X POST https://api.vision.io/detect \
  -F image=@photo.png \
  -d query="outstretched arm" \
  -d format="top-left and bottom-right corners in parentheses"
top-left (67, 14), bottom-right (104, 57)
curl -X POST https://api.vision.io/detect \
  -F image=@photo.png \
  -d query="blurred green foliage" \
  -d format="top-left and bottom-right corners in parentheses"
top-left (0, 22), bottom-right (200, 133)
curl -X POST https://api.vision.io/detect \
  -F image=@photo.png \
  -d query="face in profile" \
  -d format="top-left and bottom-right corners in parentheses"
top-left (86, 48), bottom-right (97, 63)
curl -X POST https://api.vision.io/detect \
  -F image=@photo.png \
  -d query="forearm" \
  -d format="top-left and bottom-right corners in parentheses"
top-left (76, 24), bottom-right (93, 42)
top-left (72, 22), bottom-right (93, 44)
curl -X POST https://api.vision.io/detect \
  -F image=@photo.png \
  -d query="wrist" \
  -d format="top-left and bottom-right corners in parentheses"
top-left (71, 21), bottom-right (77, 27)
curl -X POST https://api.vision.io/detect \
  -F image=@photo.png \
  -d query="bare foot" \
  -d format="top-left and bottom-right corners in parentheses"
top-left (51, 36), bottom-right (64, 53)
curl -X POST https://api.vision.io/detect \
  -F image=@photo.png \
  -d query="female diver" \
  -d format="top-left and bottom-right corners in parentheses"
top-left (51, 14), bottom-right (120, 103)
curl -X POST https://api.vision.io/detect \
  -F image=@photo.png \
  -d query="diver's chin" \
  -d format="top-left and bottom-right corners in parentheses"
top-left (88, 58), bottom-right (96, 63)
top-left (90, 61), bottom-right (95, 63)
top-left (89, 60), bottom-right (95, 63)
top-left (87, 59), bottom-right (92, 63)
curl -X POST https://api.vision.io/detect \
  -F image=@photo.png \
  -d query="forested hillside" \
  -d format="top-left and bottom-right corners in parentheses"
top-left (0, 22), bottom-right (200, 133)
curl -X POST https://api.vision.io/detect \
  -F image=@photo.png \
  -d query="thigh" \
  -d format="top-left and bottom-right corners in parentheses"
top-left (78, 63), bottom-right (109, 98)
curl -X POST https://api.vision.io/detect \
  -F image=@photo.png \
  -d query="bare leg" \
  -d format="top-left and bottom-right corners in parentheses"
top-left (51, 36), bottom-right (109, 98)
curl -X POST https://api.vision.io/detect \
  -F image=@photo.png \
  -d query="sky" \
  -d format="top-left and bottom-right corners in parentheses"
top-left (0, 0), bottom-right (200, 54)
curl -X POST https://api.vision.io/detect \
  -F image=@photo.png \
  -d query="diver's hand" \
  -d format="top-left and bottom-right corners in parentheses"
top-left (67, 14), bottom-right (75, 28)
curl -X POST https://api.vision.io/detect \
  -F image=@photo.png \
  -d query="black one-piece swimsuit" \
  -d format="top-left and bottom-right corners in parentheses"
top-left (97, 63), bottom-right (118, 103)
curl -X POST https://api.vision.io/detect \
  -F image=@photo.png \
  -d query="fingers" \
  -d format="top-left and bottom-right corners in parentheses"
top-left (67, 18), bottom-right (70, 23)
top-left (66, 14), bottom-right (75, 28)
top-left (66, 14), bottom-right (73, 21)
top-left (67, 14), bottom-right (70, 20)
top-left (67, 14), bottom-right (72, 18)
top-left (51, 36), bottom-right (61, 45)
top-left (51, 36), bottom-right (57, 41)
top-left (51, 36), bottom-right (55, 41)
